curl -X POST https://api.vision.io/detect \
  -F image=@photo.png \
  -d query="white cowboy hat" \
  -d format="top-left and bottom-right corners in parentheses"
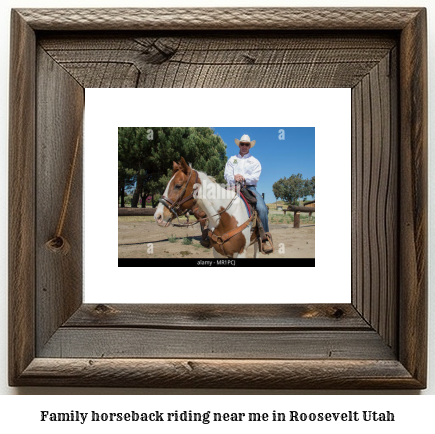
top-left (235, 134), bottom-right (256, 148)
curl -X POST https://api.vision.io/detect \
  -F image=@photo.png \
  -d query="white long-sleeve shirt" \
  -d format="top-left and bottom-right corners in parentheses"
top-left (224, 152), bottom-right (262, 186)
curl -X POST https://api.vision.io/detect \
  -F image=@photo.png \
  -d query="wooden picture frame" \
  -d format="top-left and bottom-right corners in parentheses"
top-left (9, 8), bottom-right (427, 388)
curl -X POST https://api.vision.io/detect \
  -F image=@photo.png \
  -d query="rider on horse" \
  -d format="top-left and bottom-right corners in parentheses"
top-left (201, 134), bottom-right (273, 254)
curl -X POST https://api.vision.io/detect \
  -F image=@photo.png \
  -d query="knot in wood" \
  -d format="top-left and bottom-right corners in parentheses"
top-left (45, 236), bottom-right (70, 255)
top-left (94, 304), bottom-right (116, 315)
top-left (332, 308), bottom-right (345, 319)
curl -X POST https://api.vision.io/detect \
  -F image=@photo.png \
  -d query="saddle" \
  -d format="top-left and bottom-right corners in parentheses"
top-left (200, 184), bottom-right (274, 255)
top-left (239, 187), bottom-right (255, 218)
top-left (240, 185), bottom-right (257, 206)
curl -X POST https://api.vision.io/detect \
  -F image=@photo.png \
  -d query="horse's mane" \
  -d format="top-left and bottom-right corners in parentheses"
top-left (178, 161), bottom-right (217, 183)
top-left (194, 167), bottom-right (216, 183)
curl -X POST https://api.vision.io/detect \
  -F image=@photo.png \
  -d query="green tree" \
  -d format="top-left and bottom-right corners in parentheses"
top-left (306, 176), bottom-right (315, 199)
top-left (272, 180), bottom-right (285, 204)
top-left (272, 173), bottom-right (314, 205)
top-left (118, 161), bottom-right (135, 207)
top-left (118, 128), bottom-right (137, 207)
top-left (118, 127), bottom-right (227, 207)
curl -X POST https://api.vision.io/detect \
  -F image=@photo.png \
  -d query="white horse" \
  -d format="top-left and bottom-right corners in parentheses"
top-left (154, 158), bottom-right (259, 258)
top-left (192, 173), bottom-right (259, 259)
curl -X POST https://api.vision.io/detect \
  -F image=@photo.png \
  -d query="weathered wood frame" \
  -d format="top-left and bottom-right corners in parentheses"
top-left (9, 8), bottom-right (427, 388)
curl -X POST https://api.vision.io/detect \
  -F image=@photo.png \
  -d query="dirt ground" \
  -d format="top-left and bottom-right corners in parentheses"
top-left (118, 217), bottom-right (315, 259)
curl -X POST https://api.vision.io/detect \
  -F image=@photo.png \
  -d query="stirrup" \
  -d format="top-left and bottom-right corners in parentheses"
top-left (258, 232), bottom-right (274, 254)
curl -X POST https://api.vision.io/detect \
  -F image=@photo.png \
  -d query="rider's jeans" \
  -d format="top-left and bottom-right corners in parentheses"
top-left (246, 186), bottom-right (269, 233)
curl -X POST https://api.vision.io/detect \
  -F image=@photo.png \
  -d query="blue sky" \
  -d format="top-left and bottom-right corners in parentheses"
top-left (211, 127), bottom-right (315, 204)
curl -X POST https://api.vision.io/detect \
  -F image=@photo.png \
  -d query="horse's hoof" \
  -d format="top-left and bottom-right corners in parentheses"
top-left (200, 239), bottom-right (211, 248)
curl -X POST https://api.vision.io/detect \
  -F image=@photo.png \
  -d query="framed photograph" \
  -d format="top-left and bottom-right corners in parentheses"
top-left (86, 88), bottom-right (347, 304)
top-left (9, 8), bottom-right (427, 388)
top-left (114, 120), bottom-right (317, 268)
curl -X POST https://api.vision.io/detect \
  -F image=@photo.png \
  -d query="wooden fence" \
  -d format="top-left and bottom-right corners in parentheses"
top-left (287, 205), bottom-right (315, 228)
top-left (118, 207), bottom-right (156, 216)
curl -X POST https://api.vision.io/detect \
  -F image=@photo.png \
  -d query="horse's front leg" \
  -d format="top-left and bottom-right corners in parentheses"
top-left (233, 250), bottom-right (247, 259)
top-left (213, 247), bottom-right (227, 259)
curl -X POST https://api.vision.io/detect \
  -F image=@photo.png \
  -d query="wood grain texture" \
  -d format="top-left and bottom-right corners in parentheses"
top-left (39, 33), bottom-right (396, 89)
top-left (8, 8), bottom-right (427, 389)
top-left (17, 358), bottom-right (420, 389)
top-left (351, 50), bottom-right (398, 352)
top-left (39, 328), bottom-right (395, 360)
top-left (398, 8), bottom-right (428, 386)
top-left (35, 48), bottom-right (84, 353)
top-left (16, 8), bottom-right (422, 31)
top-left (65, 304), bottom-right (369, 329)
top-left (387, 47), bottom-right (399, 351)
top-left (8, 10), bottom-right (36, 386)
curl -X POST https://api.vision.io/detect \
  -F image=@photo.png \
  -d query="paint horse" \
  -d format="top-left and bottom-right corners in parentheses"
top-left (154, 157), bottom-right (260, 258)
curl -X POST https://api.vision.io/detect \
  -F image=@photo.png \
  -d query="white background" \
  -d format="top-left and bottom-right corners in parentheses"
top-left (0, 0), bottom-right (434, 412)
top-left (85, 88), bottom-right (350, 303)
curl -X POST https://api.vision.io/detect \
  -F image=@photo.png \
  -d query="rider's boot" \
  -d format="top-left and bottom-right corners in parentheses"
top-left (262, 232), bottom-right (274, 254)
top-left (257, 218), bottom-right (274, 254)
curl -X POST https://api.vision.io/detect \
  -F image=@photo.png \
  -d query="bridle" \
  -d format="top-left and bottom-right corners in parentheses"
top-left (158, 169), bottom-right (240, 229)
top-left (158, 169), bottom-right (200, 225)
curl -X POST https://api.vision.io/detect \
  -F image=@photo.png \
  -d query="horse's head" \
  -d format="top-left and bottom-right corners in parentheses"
top-left (154, 157), bottom-right (201, 227)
